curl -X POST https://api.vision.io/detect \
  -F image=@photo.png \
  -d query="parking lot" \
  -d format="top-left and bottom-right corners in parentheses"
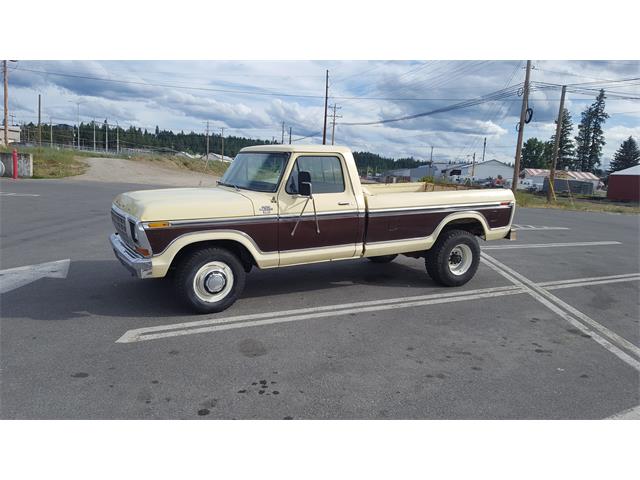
top-left (1, 177), bottom-right (638, 419)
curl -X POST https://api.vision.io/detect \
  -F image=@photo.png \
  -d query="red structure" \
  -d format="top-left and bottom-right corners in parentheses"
top-left (12, 148), bottom-right (18, 179)
top-left (607, 165), bottom-right (640, 202)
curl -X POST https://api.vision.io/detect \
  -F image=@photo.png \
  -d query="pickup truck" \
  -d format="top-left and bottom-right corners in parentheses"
top-left (110, 145), bottom-right (515, 313)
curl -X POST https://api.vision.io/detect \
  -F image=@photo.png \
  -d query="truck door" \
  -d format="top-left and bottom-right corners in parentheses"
top-left (277, 154), bottom-right (360, 266)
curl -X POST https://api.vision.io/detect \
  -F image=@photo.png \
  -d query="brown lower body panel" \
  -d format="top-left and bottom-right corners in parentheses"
top-left (144, 206), bottom-right (512, 254)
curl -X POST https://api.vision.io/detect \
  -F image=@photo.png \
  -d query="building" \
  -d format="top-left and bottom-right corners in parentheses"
top-left (521, 168), bottom-right (600, 191)
top-left (380, 164), bottom-right (439, 183)
top-left (440, 159), bottom-right (514, 185)
top-left (607, 164), bottom-right (640, 202)
top-left (0, 125), bottom-right (21, 146)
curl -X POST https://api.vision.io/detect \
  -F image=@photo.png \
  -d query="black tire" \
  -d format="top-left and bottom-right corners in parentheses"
top-left (367, 254), bottom-right (398, 264)
top-left (425, 229), bottom-right (480, 287)
top-left (175, 247), bottom-right (246, 314)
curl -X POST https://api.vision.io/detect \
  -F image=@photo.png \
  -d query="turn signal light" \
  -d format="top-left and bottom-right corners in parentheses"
top-left (147, 221), bottom-right (170, 228)
top-left (135, 247), bottom-right (151, 257)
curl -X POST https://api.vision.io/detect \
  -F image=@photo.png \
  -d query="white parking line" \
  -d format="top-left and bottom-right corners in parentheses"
top-left (482, 241), bottom-right (621, 250)
top-left (0, 192), bottom-right (41, 197)
top-left (481, 253), bottom-right (640, 371)
top-left (511, 224), bottom-right (570, 231)
top-left (537, 272), bottom-right (640, 287)
top-left (117, 271), bottom-right (640, 344)
top-left (117, 285), bottom-right (526, 343)
top-left (607, 405), bottom-right (640, 420)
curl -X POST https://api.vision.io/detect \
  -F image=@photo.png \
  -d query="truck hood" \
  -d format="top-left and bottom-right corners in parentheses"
top-left (113, 187), bottom-right (255, 221)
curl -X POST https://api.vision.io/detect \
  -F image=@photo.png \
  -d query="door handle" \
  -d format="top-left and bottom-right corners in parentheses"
top-left (338, 201), bottom-right (351, 206)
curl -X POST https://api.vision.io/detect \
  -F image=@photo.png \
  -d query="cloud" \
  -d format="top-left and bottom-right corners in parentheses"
top-left (5, 60), bottom-right (639, 161)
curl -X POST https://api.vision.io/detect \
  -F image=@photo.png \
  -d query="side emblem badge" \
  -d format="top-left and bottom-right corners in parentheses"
top-left (259, 205), bottom-right (274, 214)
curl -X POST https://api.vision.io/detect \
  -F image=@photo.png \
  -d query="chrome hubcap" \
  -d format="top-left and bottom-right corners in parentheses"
top-left (193, 261), bottom-right (234, 303)
top-left (448, 244), bottom-right (473, 276)
top-left (205, 272), bottom-right (227, 293)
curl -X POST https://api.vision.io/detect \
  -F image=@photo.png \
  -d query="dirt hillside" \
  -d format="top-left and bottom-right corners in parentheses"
top-left (70, 157), bottom-right (220, 187)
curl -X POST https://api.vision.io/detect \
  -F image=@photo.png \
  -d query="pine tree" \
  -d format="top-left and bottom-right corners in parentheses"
top-left (575, 90), bottom-right (609, 172)
top-left (549, 108), bottom-right (575, 170)
top-left (609, 136), bottom-right (640, 172)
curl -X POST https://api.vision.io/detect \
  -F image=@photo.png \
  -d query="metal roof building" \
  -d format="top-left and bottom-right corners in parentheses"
top-left (607, 164), bottom-right (640, 202)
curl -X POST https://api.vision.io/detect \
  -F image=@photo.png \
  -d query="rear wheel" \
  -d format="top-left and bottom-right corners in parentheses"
top-left (368, 254), bottom-right (398, 264)
top-left (425, 229), bottom-right (480, 287)
top-left (175, 247), bottom-right (246, 313)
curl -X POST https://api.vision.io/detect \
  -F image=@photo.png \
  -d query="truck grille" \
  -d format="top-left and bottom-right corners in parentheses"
top-left (111, 209), bottom-right (129, 240)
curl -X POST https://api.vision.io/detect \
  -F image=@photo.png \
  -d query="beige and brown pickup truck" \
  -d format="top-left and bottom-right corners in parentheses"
top-left (110, 145), bottom-right (515, 313)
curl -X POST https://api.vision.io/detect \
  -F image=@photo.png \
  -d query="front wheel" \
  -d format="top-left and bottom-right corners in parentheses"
top-left (425, 229), bottom-right (480, 287)
top-left (175, 247), bottom-right (246, 314)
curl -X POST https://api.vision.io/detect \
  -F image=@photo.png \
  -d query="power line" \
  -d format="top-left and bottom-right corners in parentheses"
top-left (341, 84), bottom-right (523, 126)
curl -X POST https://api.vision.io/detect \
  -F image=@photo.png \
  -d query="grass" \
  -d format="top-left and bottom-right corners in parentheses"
top-left (1, 146), bottom-right (88, 178)
top-left (515, 190), bottom-right (640, 214)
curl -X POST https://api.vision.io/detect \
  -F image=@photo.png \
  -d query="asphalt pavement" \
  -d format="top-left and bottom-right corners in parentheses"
top-left (1, 177), bottom-right (638, 419)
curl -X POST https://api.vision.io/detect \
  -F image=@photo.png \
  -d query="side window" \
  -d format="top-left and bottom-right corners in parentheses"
top-left (285, 156), bottom-right (345, 194)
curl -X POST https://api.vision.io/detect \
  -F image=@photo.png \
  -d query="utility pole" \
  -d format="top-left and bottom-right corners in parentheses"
top-left (116, 121), bottom-right (120, 154)
top-left (105, 120), bottom-right (108, 153)
top-left (3, 61), bottom-right (8, 146)
top-left (430, 146), bottom-right (434, 163)
top-left (281, 121), bottom-right (285, 144)
top-left (49, 117), bottom-right (53, 148)
top-left (93, 120), bottom-right (96, 151)
top-left (38, 94), bottom-right (42, 146)
top-left (205, 121), bottom-right (210, 158)
top-left (548, 85), bottom-right (567, 202)
top-left (511, 60), bottom-right (532, 193)
top-left (471, 152), bottom-right (476, 178)
top-left (220, 127), bottom-right (225, 161)
top-left (322, 69), bottom-right (329, 145)
top-left (329, 104), bottom-right (342, 145)
top-left (289, 126), bottom-right (292, 145)
top-left (482, 137), bottom-right (487, 163)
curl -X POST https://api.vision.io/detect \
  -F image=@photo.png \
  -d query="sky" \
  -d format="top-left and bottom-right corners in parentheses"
top-left (5, 60), bottom-right (640, 168)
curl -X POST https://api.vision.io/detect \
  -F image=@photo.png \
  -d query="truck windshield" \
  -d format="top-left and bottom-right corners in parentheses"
top-left (219, 152), bottom-right (289, 193)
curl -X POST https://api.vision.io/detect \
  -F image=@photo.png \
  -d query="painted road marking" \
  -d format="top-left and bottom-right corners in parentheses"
top-left (543, 274), bottom-right (640, 290)
top-left (117, 285), bottom-right (526, 343)
top-left (0, 192), bottom-right (41, 197)
top-left (117, 272), bottom-right (640, 344)
top-left (0, 259), bottom-right (70, 294)
top-left (481, 253), bottom-right (640, 371)
top-left (607, 405), bottom-right (640, 420)
top-left (511, 224), bottom-right (570, 231)
top-left (482, 241), bottom-right (621, 250)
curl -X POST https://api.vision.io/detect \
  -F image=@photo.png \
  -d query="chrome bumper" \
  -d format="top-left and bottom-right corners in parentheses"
top-left (110, 233), bottom-right (153, 278)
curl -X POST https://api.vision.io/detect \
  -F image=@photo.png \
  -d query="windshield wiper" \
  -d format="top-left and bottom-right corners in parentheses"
top-left (217, 181), bottom-right (240, 191)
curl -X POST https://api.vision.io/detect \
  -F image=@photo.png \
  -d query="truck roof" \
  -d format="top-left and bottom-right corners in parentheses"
top-left (240, 144), bottom-right (353, 154)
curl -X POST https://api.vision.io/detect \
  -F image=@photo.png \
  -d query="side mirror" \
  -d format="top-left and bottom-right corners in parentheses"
top-left (298, 171), bottom-right (312, 196)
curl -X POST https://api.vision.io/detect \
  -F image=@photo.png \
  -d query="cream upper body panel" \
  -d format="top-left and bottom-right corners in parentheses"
top-left (113, 186), bottom-right (255, 221)
top-left (364, 185), bottom-right (515, 211)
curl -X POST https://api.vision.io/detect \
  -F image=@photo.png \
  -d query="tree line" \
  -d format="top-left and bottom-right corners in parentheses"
top-left (521, 89), bottom-right (638, 175)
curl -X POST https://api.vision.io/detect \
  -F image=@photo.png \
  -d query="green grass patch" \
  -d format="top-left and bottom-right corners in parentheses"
top-left (1, 146), bottom-right (87, 178)
top-left (515, 191), bottom-right (640, 214)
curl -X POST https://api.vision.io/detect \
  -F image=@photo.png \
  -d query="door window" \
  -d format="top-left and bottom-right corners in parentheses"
top-left (285, 156), bottom-right (345, 194)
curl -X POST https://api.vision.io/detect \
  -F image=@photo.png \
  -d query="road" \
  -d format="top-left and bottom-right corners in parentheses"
top-left (1, 177), bottom-right (639, 419)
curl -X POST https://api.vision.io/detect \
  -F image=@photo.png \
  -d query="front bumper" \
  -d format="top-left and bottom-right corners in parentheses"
top-left (110, 233), bottom-right (153, 278)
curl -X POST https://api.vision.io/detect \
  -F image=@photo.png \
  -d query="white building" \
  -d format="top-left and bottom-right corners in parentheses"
top-left (0, 125), bottom-right (21, 146)
top-left (440, 159), bottom-right (514, 185)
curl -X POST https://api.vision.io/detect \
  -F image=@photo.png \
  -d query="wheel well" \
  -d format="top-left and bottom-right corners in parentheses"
top-left (441, 218), bottom-right (485, 238)
top-left (168, 240), bottom-right (256, 275)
